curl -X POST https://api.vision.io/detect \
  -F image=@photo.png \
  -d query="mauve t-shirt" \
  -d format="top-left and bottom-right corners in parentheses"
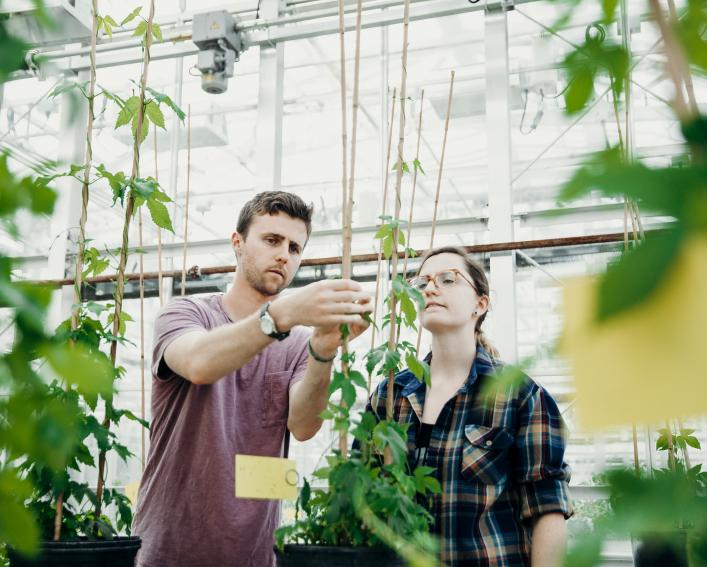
top-left (132, 294), bottom-right (310, 567)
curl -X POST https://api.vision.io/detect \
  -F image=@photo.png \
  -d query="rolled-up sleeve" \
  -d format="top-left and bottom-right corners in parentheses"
top-left (514, 385), bottom-right (573, 524)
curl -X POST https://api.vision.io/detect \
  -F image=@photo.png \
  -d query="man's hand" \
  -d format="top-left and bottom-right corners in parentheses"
top-left (269, 279), bottom-right (372, 334)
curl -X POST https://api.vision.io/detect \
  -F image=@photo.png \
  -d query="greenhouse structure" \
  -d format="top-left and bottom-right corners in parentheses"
top-left (0, 0), bottom-right (705, 566)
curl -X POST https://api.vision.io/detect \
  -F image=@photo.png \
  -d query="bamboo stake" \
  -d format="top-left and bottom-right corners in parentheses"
top-left (138, 206), bottom-right (146, 472)
top-left (385, 0), bottom-right (412, 465)
top-left (338, 0), bottom-right (349, 276)
top-left (368, 88), bottom-right (397, 361)
top-left (631, 423), bottom-right (640, 474)
top-left (665, 0), bottom-right (698, 113)
top-left (339, 0), bottom-right (363, 461)
top-left (427, 71), bottom-right (455, 251)
top-left (665, 421), bottom-right (677, 472)
top-left (154, 123), bottom-right (164, 307)
top-left (415, 71), bottom-right (455, 354)
top-left (336, 0), bottom-right (349, 458)
top-left (55, 0), bottom-right (99, 541)
top-left (676, 418), bottom-right (692, 470)
top-left (181, 104), bottom-right (192, 297)
top-left (98, 0), bottom-right (156, 519)
top-left (401, 89), bottom-right (425, 278)
top-left (647, 0), bottom-right (693, 123)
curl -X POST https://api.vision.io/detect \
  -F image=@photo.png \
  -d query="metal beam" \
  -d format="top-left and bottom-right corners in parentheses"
top-left (14, 0), bottom-right (535, 76)
top-left (485, 5), bottom-right (518, 363)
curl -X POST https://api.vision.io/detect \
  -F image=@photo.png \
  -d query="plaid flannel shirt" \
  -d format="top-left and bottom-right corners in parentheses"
top-left (367, 344), bottom-right (573, 566)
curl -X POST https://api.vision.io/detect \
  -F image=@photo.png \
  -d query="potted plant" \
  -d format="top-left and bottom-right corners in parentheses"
top-left (274, 214), bottom-right (440, 566)
top-left (0, 0), bottom-right (113, 561)
top-left (627, 427), bottom-right (706, 567)
top-left (2, 2), bottom-right (180, 565)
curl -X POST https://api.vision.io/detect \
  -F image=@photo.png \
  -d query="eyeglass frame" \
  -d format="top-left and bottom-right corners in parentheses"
top-left (408, 268), bottom-right (478, 294)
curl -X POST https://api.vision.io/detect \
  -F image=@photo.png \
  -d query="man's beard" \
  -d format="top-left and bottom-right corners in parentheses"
top-left (242, 255), bottom-right (287, 296)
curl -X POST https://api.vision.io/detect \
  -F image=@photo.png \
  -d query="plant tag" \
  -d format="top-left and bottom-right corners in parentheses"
top-left (124, 481), bottom-right (140, 505)
top-left (559, 236), bottom-right (707, 429)
top-left (235, 454), bottom-right (298, 500)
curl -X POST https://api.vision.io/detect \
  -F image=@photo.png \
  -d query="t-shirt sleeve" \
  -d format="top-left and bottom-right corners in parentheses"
top-left (152, 298), bottom-right (208, 381)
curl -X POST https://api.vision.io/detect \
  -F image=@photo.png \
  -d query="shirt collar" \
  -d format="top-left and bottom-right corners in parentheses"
top-left (400, 342), bottom-right (497, 399)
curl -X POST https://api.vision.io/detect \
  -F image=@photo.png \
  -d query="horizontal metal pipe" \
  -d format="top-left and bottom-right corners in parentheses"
top-left (29, 231), bottom-right (641, 288)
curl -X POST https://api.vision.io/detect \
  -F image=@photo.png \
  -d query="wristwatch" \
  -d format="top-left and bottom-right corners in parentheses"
top-left (259, 301), bottom-right (290, 341)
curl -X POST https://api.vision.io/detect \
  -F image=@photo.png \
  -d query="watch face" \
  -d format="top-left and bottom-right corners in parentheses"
top-left (260, 315), bottom-right (275, 336)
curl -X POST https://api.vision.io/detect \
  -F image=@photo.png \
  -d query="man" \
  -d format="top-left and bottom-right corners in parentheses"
top-left (133, 191), bottom-right (371, 567)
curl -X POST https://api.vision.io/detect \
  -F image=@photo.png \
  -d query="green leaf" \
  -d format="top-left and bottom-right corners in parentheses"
top-left (383, 348), bottom-right (401, 374)
top-left (103, 15), bottom-right (119, 27)
top-left (42, 343), bottom-right (114, 397)
top-left (115, 95), bottom-right (141, 129)
top-left (412, 158), bottom-right (425, 175)
top-left (382, 236), bottom-right (394, 259)
top-left (146, 198), bottom-right (175, 232)
top-left (405, 353), bottom-right (426, 382)
top-left (685, 436), bottom-right (701, 449)
top-left (564, 67), bottom-right (595, 114)
top-left (132, 114), bottom-right (150, 144)
top-left (133, 20), bottom-right (148, 38)
top-left (601, 0), bottom-right (620, 23)
top-left (374, 224), bottom-right (392, 240)
top-left (0, 492), bottom-right (40, 555)
top-left (145, 100), bottom-right (166, 129)
top-left (151, 22), bottom-right (163, 42)
top-left (596, 229), bottom-right (684, 321)
top-left (146, 86), bottom-right (186, 121)
top-left (341, 380), bottom-right (356, 409)
top-left (348, 370), bottom-right (367, 389)
top-left (0, 23), bottom-right (28, 81)
top-left (121, 7), bottom-right (142, 26)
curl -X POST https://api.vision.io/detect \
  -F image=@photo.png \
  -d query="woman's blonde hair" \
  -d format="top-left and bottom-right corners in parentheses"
top-left (417, 246), bottom-right (500, 360)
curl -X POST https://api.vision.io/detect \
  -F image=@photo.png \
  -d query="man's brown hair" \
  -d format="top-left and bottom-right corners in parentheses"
top-left (237, 191), bottom-right (314, 239)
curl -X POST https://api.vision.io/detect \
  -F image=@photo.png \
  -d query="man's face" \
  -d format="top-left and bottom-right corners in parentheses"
top-left (231, 212), bottom-right (308, 297)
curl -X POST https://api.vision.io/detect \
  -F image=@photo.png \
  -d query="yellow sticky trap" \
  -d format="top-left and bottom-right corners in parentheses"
top-left (559, 236), bottom-right (707, 430)
top-left (235, 454), bottom-right (298, 500)
top-left (124, 481), bottom-right (140, 506)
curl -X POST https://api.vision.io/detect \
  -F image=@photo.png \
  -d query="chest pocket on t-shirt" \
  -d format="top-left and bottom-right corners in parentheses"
top-left (262, 370), bottom-right (293, 428)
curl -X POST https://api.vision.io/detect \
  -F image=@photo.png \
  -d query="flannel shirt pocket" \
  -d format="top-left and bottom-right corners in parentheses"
top-left (461, 424), bottom-right (514, 484)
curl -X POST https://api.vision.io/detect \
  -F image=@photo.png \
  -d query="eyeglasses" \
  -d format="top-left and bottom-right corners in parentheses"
top-left (408, 269), bottom-right (477, 293)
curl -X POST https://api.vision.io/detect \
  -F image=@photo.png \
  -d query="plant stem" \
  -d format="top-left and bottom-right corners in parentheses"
top-left (416, 71), bottom-right (454, 354)
top-left (336, 0), bottom-right (350, 460)
top-left (55, 0), bottom-right (99, 541)
top-left (647, 0), bottom-right (693, 123)
top-left (385, 0), bottom-right (412, 464)
top-left (401, 89), bottom-right (425, 278)
top-left (154, 123), bottom-right (164, 307)
top-left (339, 0), bottom-right (363, 460)
top-left (97, 0), bottom-right (156, 520)
top-left (368, 88), bottom-right (397, 369)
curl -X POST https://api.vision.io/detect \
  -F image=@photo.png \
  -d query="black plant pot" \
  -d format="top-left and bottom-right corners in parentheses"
top-left (8, 536), bottom-right (141, 567)
top-left (632, 531), bottom-right (688, 567)
top-left (275, 544), bottom-right (405, 566)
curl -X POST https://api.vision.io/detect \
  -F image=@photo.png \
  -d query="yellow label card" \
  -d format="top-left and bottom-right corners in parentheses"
top-left (235, 454), bottom-right (298, 501)
top-left (124, 481), bottom-right (140, 505)
top-left (559, 236), bottom-right (707, 430)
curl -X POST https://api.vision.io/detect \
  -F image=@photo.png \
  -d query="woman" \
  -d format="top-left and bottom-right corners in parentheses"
top-left (368, 246), bottom-right (573, 567)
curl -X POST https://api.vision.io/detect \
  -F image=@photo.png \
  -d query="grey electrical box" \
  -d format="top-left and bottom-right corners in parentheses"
top-left (192, 10), bottom-right (246, 94)
top-left (192, 10), bottom-right (243, 53)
